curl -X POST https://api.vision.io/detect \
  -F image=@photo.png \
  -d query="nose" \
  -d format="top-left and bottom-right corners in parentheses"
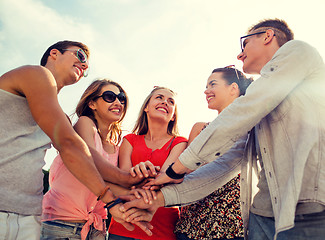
top-left (81, 61), bottom-right (89, 70)
top-left (81, 62), bottom-right (89, 77)
top-left (237, 51), bottom-right (244, 61)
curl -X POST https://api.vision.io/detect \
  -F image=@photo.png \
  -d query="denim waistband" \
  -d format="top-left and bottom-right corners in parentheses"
top-left (43, 220), bottom-right (85, 230)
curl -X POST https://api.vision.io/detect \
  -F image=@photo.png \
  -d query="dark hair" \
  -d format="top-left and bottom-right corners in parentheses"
top-left (212, 67), bottom-right (253, 96)
top-left (249, 19), bottom-right (294, 47)
top-left (75, 79), bottom-right (128, 145)
top-left (40, 40), bottom-right (89, 66)
top-left (132, 87), bottom-right (179, 136)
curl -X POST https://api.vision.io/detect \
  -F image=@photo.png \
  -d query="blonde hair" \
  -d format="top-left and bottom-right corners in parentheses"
top-left (75, 79), bottom-right (128, 144)
top-left (132, 87), bottom-right (179, 136)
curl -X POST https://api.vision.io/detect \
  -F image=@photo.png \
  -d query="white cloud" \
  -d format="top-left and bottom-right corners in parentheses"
top-left (1, 0), bottom-right (325, 169)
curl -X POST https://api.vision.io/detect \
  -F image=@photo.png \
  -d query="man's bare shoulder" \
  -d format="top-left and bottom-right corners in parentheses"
top-left (0, 65), bottom-right (56, 96)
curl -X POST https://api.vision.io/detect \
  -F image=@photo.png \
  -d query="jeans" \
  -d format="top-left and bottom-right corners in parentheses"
top-left (248, 211), bottom-right (325, 240)
top-left (176, 232), bottom-right (244, 240)
top-left (108, 234), bottom-right (140, 240)
top-left (0, 211), bottom-right (41, 240)
top-left (41, 220), bottom-right (106, 240)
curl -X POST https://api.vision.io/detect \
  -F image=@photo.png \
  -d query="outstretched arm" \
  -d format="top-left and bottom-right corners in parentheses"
top-left (12, 66), bottom-right (111, 199)
top-left (73, 117), bottom-right (143, 187)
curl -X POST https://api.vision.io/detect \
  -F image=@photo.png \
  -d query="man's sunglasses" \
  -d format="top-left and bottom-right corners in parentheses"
top-left (62, 48), bottom-right (89, 77)
top-left (94, 91), bottom-right (126, 104)
top-left (240, 31), bottom-right (266, 52)
top-left (62, 48), bottom-right (88, 63)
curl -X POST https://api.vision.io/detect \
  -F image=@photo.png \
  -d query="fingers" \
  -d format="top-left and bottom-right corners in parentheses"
top-left (119, 221), bottom-right (135, 232)
top-left (133, 221), bottom-right (153, 236)
top-left (145, 161), bottom-right (158, 177)
top-left (119, 195), bottom-right (135, 202)
top-left (120, 198), bottom-right (149, 213)
top-left (130, 161), bottom-right (160, 178)
top-left (123, 208), bottom-right (153, 222)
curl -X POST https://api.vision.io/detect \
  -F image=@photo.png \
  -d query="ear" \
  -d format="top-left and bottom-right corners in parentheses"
top-left (144, 106), bottom-right (149, 113)
top-left (264, 29), bottom-right (276, 45)
top-left (88, 100), bottom-right (96, 111)
top-left (171, 113), bottom-right (176, 122)
top-left (49, 49), bottom-right (60, 61)
top-left (230, 82), bottom-right (239, 96)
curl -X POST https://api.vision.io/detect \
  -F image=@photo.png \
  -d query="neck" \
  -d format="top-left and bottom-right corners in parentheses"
top-left (96, 118), bottom-right (114, 142)
top-left (45, 65), bottom-right (63, 93)
top-left (145, 121), bottom-right (171, 141)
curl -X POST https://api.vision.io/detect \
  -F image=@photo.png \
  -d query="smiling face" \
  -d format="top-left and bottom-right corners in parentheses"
top-left (54, 46), bottom-right (89, 85)
top-left (144, 88), bottom-right (176, 123)
top-left (204, 72), bottom-right (239, 113)
top-left (89, 84), bottom-right (125, 124)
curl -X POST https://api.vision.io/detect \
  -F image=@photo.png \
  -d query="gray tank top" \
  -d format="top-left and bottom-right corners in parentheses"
top-left (0, 89), bottom-right (51, 215)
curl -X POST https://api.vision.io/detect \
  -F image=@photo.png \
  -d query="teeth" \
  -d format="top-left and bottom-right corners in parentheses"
top-left (157, 107), bottom-right (167, 113)
top-left (111, 109), bottom-right (120, 112)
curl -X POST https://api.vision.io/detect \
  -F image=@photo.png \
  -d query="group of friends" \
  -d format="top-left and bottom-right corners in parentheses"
top-left (1, 18), bottom-right (325, 240)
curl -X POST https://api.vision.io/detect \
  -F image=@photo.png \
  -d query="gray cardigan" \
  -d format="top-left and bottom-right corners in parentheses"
top-left (161, 40), bottom-right (325, 239)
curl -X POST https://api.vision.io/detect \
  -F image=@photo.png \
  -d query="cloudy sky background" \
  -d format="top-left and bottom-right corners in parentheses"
top-left (1, 0), bottom-right (324, 169)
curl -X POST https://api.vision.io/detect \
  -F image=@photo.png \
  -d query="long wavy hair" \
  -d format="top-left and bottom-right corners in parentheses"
top-left (132, 86), bottom-right (179, 136)
top-left (75, 79), bottom-right (128, 144)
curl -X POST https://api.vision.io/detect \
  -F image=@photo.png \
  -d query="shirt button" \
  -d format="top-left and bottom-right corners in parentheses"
top-left (215, 152), bottom-right (220, 156)
top-left (196, 162), bottom-right (201, 166)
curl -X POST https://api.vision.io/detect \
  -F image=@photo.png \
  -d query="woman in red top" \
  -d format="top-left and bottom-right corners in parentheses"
top-left (109, 87), bottom-right (187, 240)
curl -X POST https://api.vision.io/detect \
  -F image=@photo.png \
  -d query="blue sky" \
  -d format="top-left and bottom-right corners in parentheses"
top-left (1, 0), bottom-right (324, 168)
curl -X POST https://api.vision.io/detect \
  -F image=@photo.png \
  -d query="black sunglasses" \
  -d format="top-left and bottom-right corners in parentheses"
top-left (240, 31), bottom-right (266, 52)
top-left (94, 91), bottom-right (126, 104)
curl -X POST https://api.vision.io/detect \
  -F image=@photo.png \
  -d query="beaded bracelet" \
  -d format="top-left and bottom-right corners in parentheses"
top-left (97, 186), bottom-right (110, 201)
top-left (165, 163), bottom-right (185, 179)
top-left (104, 198), bottom-right (124, 211)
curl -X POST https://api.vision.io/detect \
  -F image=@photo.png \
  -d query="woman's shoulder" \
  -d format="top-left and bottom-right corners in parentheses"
top-left (174, 135), bottom-right (188, 143)
top-left (73, 116), bottom-right (97, 135)
top-left (188, 122), bottom-right (209, 144)
top-left (123, 133), bottom-right (142, 144)
top-left (75, 116), bottom-right (96, 128)
top-left (190, 122), bottom-right (209, 136)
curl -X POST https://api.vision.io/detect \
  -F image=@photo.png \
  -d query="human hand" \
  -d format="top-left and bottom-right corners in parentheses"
top-left (129, 188), bottom-right (157, 204)
top-left (109, 201), bottom-right (154, 236)
top-left (119, 194), bottom-right (161, 222)
top-left (130, 161), bottom-right (160, 178)
top-left (143, 171), bottom-right (184, 190)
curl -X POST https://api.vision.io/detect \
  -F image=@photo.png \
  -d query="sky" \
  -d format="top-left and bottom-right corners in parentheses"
top-left (1, 0), bottom-right (325, 169)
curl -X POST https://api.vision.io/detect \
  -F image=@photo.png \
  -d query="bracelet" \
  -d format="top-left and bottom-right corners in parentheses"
top-left (97, 186), bottom-right (110, 201)
top-left (165, 163), bottom-right (185, 180)
top-left (104, 198), bottom-right (124, 211)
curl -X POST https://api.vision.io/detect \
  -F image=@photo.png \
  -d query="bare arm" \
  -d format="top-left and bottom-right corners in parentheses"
top-left (4, 66), bottom-right (112, 202)
top-left (118, 138), bottom-right (134, 171)
top-left (160, 141), bottom-right (187, 172)
top-left (187, 122), bottom-right (207, 146)
top-left (73, 117), bottom-right (141, 187)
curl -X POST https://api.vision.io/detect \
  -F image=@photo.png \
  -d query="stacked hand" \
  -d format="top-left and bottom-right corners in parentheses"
top-left (111, 160), bottom-right (186, 236)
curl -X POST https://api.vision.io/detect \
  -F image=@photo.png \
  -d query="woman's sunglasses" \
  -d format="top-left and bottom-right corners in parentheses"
top-left (94, 91), bottom-right (126, 104)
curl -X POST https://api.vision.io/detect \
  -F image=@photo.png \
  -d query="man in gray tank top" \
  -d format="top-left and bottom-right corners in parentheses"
top-left (0, 41), bottom-right (153, 239)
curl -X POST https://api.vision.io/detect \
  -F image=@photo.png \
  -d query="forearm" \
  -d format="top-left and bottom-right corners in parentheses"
top-left (106, 182), bottom-right (130, 196)
top-left (90, 147), bottom-right (142, 188)
top-left (162, 157), bottom-right (241, 207)
top-left (162, 136), bottom-right (246, 206)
